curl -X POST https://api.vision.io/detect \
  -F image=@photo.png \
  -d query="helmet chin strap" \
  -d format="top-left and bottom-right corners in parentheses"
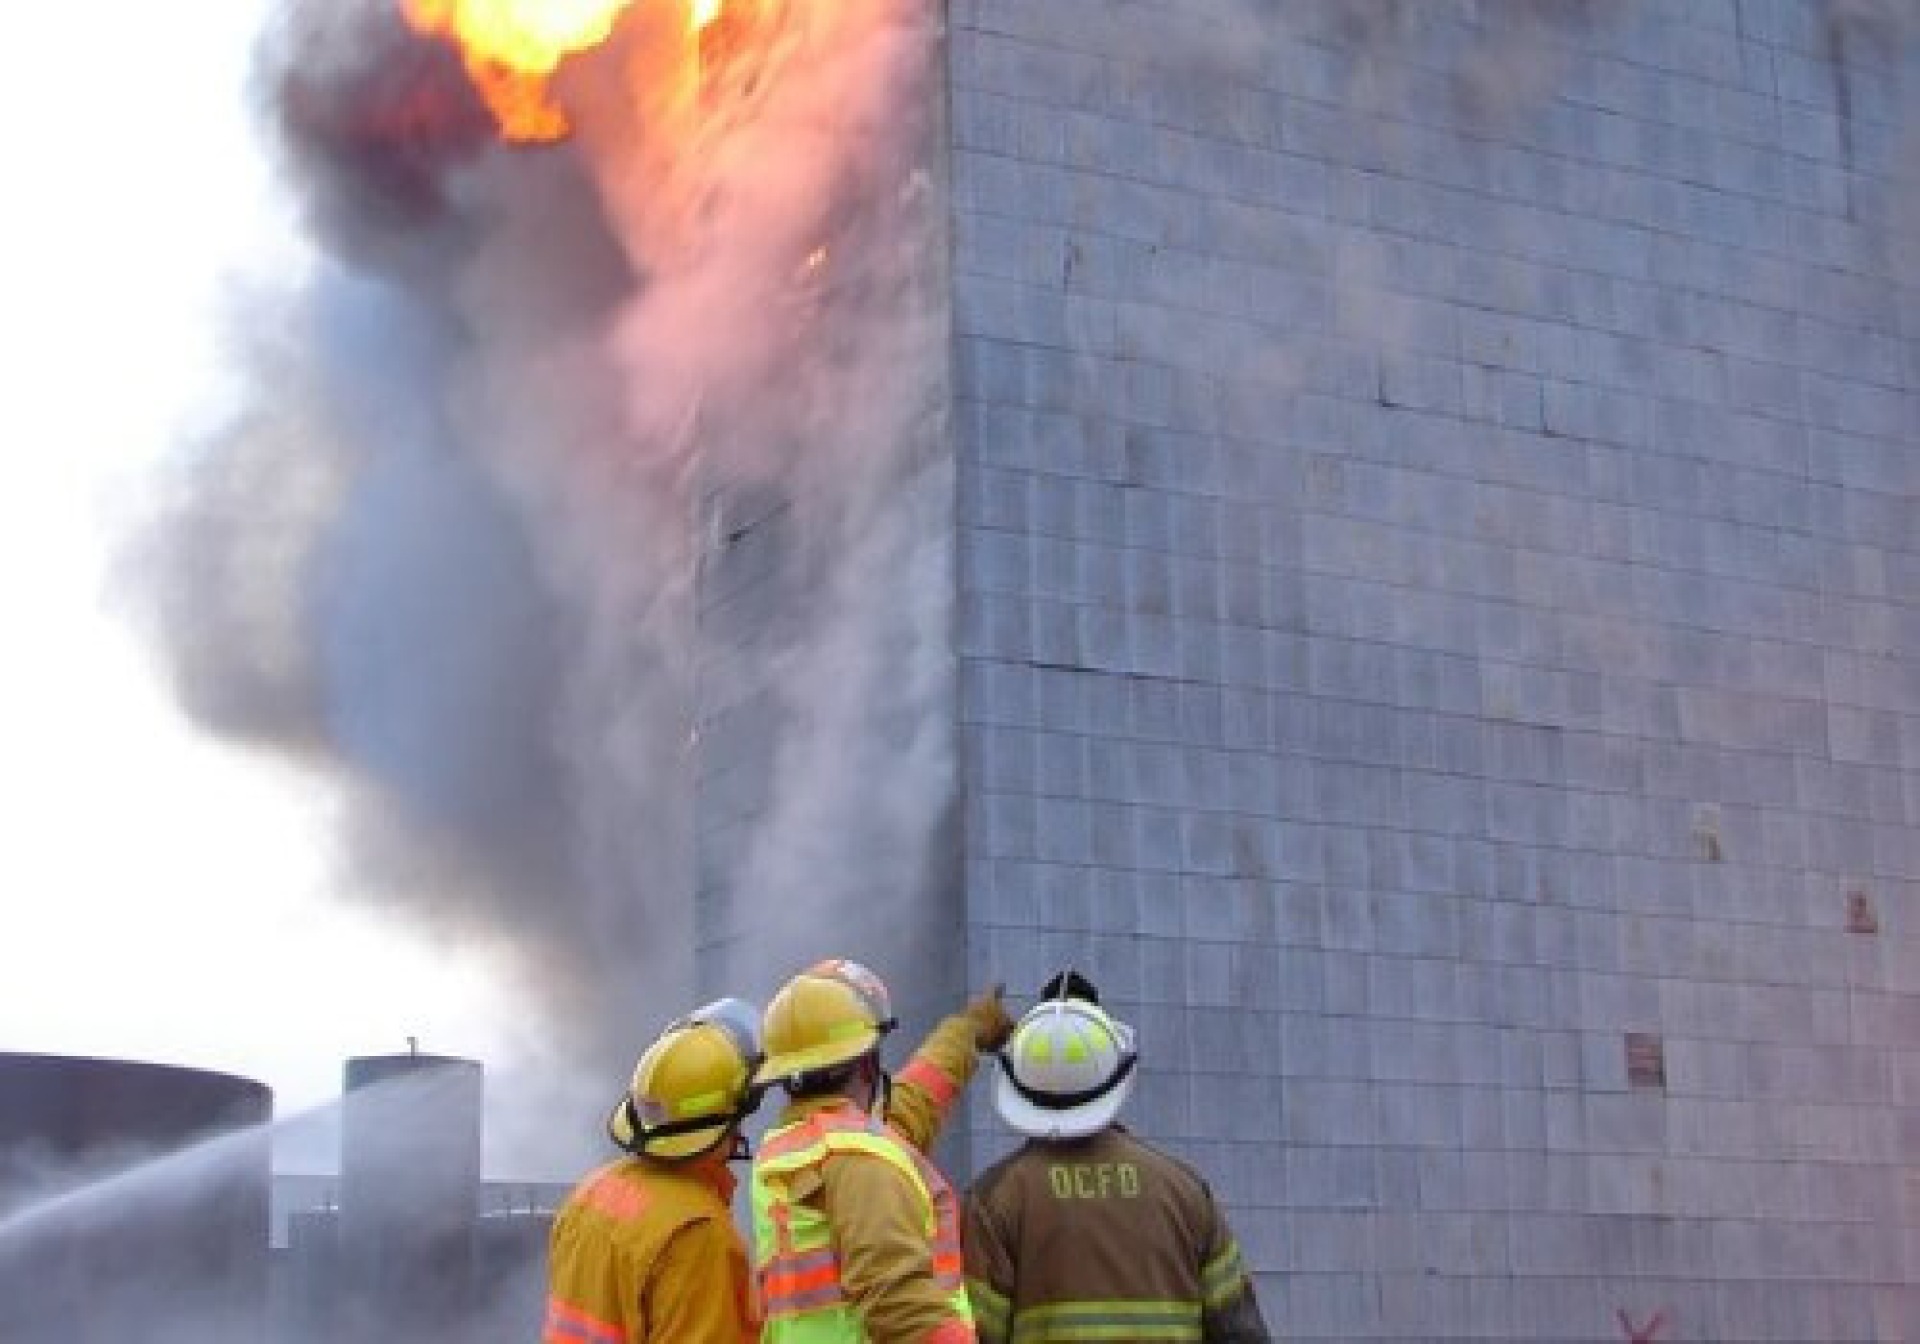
top-left (854, 1053), bottom-right (892, 1119)
top-left (615, 1094), bottom-right (763, 1161)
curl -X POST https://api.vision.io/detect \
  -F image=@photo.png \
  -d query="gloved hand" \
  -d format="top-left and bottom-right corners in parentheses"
top-left (965, 983), bottom-right (1016, 1052)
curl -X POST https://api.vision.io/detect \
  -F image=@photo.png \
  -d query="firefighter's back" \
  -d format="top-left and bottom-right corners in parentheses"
top-left (966, 1127), bottom-right (1234, 1341)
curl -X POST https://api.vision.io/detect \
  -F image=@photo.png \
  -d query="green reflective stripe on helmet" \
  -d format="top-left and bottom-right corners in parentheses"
top-left (1010, 1299), bottom-right (1202, 1343)
top-left (1201, 1241), bottom-right (1247, 1307)
top-left (967, 1277), bottom-right (1011, 1340)
top-left (675, 1088), bottom-right (727, 1117)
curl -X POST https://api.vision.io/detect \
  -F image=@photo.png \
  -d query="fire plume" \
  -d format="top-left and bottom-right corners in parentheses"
top-left (401, 0), bottom-right (729, 142)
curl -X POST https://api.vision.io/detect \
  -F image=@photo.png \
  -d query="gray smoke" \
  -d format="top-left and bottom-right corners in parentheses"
top-left (124, 0), bottom-right (953, 1174)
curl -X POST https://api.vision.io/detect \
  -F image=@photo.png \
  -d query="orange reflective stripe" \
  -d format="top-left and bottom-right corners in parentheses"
top-left (764, 1250), bottom-right (837, 1285)
top-left (904, 1130), bottom-right (965, 1291)
top-left (922, 1319), bottom-right (977, 1344)
top-left (544, 1297), bottom-right (624, 1344)
top-left (898, 1054), bottom-right (959, 1106)
top-left (765, 1265), bottom-right (840, 1296)
top-left (763, 1246), bottom-right (847, 1316)
top-left (771, 1194), bottom-right (794, 1253)
top-left (759, 1116), bottom-right (829, 1160)
top-left (576, 1168), bottom-right (648, 1222)
top-left (764, 1267), bottom-right (840, 1301)
top-left (932, 1220), bottom-right (964, 1280)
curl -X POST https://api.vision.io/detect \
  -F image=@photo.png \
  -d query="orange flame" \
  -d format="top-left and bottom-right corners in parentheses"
top-left (402, 0), bottom-right (726, 142)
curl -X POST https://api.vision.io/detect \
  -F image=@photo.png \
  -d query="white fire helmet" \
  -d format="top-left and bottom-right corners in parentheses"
top-left (993, 997), bottom-right (1138, 1139)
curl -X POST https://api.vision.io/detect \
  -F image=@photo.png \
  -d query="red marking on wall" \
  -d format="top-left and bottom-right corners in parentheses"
top-left (1618, 1307), bottom-right (1665, 1341)
top-left (1625, 1033), bottom-right (1667, 1091)
top-left (1846, 889), bottom-right (1879, 934)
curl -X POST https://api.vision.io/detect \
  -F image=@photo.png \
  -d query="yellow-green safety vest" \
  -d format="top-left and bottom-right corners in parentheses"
top-left (751, 1108), bottom-right (972, 1343)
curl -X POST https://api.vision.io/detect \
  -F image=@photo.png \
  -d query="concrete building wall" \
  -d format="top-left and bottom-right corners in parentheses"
top-left (948, 2), bottom-right (1917, 1339)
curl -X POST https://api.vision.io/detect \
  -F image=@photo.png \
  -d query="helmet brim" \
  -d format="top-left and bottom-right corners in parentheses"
top-left (751, 1030), bottom-right (880, 1088)
top-left (607, 1097), bottom-right (731, 1161)
top-left (993, 1065), bottom-right (1134, 1140)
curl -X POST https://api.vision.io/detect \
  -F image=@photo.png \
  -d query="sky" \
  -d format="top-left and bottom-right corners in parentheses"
top-left (0, 1), bottom-right (525, 1140)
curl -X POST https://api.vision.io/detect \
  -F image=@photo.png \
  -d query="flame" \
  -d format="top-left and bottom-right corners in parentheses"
top-left (401, 0), bottom-right (667, 142)
top-left (401, 0), bottom-right (741, 142)
top-left (403, 0), bottom-right (635, 72)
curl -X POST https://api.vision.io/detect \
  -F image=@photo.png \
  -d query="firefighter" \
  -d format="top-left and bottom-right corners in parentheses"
top-left (749, 957), bottom-right (1016, 1344)
top-left (963, 972), bottom-right (1273, 1344)
top-left (544, 998), bottom-right (767, 1344)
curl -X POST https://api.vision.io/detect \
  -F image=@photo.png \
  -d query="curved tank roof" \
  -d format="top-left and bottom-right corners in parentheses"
top-left (0, 1052), bottom-right (273, 1344)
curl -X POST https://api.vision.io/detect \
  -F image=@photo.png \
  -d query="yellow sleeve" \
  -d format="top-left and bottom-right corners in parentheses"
top-left (886, 1013), bottom-right (980, 1154)
top-left (644, 1215), bottom-right (759, 1344)
top-left (820, 1149), bottom-right (966, 1344)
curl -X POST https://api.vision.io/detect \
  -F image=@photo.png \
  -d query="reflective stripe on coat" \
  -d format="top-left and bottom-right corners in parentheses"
top-left (752, 1105), bottom-right (973, 1342)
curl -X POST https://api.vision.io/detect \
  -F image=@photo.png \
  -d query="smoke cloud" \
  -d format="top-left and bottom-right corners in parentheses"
top-left (125, 0), bottom-right (954, 1175)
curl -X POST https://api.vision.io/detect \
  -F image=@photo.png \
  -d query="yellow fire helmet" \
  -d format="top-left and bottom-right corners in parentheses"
top-left (609, 997), bottom-right (763, 1161)
top-left (753, 958), bottom-right (897, 1088)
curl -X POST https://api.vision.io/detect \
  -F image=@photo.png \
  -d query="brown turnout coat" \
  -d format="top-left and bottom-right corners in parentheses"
top-left (963, 1127), bottom-right (1271, 1344)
